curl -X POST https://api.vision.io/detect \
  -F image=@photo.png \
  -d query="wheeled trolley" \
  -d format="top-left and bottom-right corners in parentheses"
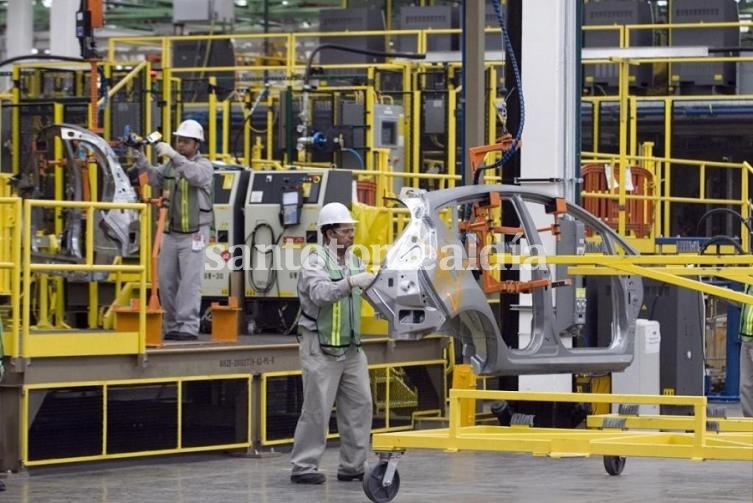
top-left (363, 389), bottom-right (753, 502)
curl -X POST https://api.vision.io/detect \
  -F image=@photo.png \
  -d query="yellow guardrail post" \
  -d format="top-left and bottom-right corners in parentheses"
top-left (162, 38), bottom-right (173, 138)
top-left (743, 162), bottom-right (752, 253)
top-left (208, 76), bottom-right (218, 160)
top-left (88, 155), bottom-right (99, 329)
top-left (0, 197), bottom-right (22, 358)
top-left (244, 89), bottom-right (252, 167)
top-left (10, 66), bottom-right (20, 175)
top-left (617, 52), bottom-right (628, 238)
top-left (221, 99), bottom-right (230, 157)
top-left (451, 364), bottom-right (477, 427)
top-left (448, 66), bottom-right (459, 189)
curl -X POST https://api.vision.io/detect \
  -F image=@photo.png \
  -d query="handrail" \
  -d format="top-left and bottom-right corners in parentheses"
top-left (0, 197), bottom-right (21, 359)
top-left (20, 199), bottom-right (149, 358)
top-left (581, 151), bottom-right (750, 248)
top-left (98, 60), bottom-right (148, 107)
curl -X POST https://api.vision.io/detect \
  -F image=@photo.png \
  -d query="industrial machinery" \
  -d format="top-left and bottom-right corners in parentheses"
top-left (243, 168), bottom-right (353, 333)
top-left (15, 123), bottom-right (140, 261)
top-left (200, 165), bottom-right (250, 332)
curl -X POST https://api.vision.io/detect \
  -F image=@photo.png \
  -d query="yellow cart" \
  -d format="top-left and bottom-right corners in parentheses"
top-left (362, 389), bottom-right (753, 502)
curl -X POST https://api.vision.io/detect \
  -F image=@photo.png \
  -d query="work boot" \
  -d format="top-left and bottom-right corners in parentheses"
top-left (337, 472), bottom-right (364, 482)
top-left (291, 472), bottom-right (326, 484)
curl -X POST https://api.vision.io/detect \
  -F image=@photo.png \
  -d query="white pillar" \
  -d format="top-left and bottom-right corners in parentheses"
top-left (6, 0), bottom-right (34, 60)
top-left (2, 0), bottom-right (34, 90)
top-left (520, 0), bottom-right (578, 199)
top-left (50, 0), bottom-right (81, 58)
top-left (517, 0), bottom-right (578, 393)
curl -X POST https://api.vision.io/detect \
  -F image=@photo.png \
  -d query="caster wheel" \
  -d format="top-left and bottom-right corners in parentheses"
top-left (363, 461), bottom-right (400, 503)
top-left (603, 455), bottom-right (626, 476)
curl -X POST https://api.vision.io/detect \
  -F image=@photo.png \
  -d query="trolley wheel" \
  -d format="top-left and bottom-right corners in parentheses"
top-left (363, 461), bottom-right (400, 503)
top-left (603, 455), bottom-right (626, 476)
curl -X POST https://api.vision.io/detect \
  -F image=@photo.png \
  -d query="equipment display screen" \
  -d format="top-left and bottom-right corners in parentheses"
top-left (381, 121), bottom-right (397, 146)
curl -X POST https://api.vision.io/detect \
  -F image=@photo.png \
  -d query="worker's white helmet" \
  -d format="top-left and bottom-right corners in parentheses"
top-left (173, 119), bottom-right (204, 142)
top-left (317, 202), bottom-right (357, 228)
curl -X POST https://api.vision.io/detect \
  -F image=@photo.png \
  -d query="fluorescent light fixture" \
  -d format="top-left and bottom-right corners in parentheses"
top-left (582, 46), bottom-right (709, 60)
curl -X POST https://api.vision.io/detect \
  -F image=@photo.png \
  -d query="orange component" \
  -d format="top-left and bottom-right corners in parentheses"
top-left (138, 172), bottom-right (169, 312)
top-left (88, 0), bottom-right (104, 28)
top-left (80, 161), bottom-right (91, 202)
top-left (581, 163), bottom-right (654, 238)
top-left (211, 297), bottom-right (241, 343)
top-left (114, 173), bottom-right (168, 348)
top-left (468, 134), bottom-right (518, 181)
top-left (550, 197), bottom-right (567, 215)
top-left (481, 276), bottom-right (552, 294)
top-left (88, 61), bottom-right (102, 133)
top-left (113, 297), bottom-right (164, 347)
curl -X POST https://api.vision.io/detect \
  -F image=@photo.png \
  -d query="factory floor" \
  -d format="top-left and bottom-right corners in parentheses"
top-left (2, 404), bottom-right (751, 503)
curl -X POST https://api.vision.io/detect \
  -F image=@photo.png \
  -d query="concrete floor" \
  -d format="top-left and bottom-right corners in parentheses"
top-left (1, 441), bottom-right (751, 503)
top-left (1, 402), bottom-right (751, 502)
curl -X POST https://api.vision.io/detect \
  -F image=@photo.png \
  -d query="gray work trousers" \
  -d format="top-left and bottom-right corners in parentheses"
top-left (159, 226), bottom-right (209, 335)
top-left (290, 329), bottom-right (373, 477)
top-left (740, 338), bottom-right (753, 417)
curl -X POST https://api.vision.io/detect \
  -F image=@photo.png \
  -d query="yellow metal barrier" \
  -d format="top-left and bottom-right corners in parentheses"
top-left (372, 389), bottom-right (753, 462)
top-left (21, 374), bottom-right (252, 467)
top-left (581, 151), bottom-right (751, 252)
top-left (19, 199), bottom-right (149, 358)
top-left (0, 197), bottom-right (22, 358)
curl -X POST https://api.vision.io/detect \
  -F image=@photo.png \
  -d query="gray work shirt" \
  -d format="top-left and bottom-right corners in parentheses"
top-left (138, 151), bottom-right (214, 227)
top-left (297, 246), bottom-right (363, 333)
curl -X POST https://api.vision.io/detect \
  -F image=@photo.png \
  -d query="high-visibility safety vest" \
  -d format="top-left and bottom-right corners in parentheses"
top-left (310, 246), bottom-right (362, 356)
top-left (741, 284), bottom-right (753, 339)
top-left (162, 161), bottom-right (209, 234)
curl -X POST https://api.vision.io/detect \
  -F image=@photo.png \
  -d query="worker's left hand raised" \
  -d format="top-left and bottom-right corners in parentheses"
top-left (154, 142), bottom-right (177, 159)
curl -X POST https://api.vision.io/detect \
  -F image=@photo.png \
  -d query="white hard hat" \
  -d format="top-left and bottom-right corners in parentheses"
top-left (173, 119), bottom-right (204, 142)
top-left (317, 202), bottom-right (357, 228)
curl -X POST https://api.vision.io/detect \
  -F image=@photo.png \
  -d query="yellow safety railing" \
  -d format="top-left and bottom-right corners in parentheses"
top-left (20, 199), bottom-right (149, 358)
top-left (581, 151), bottom-right (752, 251)
top-left (21, 374), bottom-right (252, 466)
top-left (0, 197), bottom-right (22, 358)
top-left (372, 389), bottom-right (752, 462)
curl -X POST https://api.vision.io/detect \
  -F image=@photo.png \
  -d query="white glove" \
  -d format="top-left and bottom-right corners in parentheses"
top-left (154, 141), bottom-right (177, 159)
top-left (129, 147), bottom-right (149, 171)
top-left (349, 272), bottom-right (375, 290)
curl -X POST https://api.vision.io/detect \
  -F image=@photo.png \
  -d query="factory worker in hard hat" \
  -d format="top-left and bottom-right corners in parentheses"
top-left (132, 119), bottom-right (214, 341)
top-left (290, 202), bottom-right (375, 485)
